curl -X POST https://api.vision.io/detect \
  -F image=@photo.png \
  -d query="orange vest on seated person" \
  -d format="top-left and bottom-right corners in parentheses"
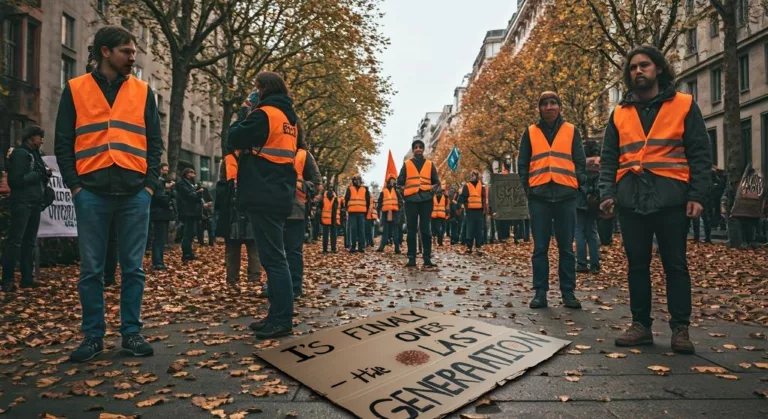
top-left (432, 194), bottom-right (447, 219)
top-left (381, 187), bottom-right (399, 212)
top-left (321, 195), bottom-right (338, 226)
top-left (465, 181), bottom-right (483, 210)
top-left (347, 185), bottom-right (367, 213)
top-left (613, 92), bottom-right (692, 183)
top-left (403, 159), bottom-right (433, 196)
top-left (69, 74), bottom-right (148, 176)
top-left (293, 148), bottom-right (307, 204)
top-left (528, 122), bottom-right (578, 189)
top-left (254, 105), bottom-right (297, 165)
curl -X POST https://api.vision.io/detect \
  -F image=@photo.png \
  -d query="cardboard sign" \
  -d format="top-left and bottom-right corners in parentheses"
top-left (258, 308), bottom-right (569, 419)
top-left (38, 156), bottom-right (78, 238)
top-left (490, 174), bottom-right (528, 220)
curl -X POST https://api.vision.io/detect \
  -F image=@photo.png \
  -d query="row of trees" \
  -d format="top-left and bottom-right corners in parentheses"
top-left (106, 0), bottom-right (391, 185)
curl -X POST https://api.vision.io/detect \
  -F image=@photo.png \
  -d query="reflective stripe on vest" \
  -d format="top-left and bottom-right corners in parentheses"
top-left (614, 92), bottom-right (692, 183)
top-left (367, 197), bottom-right (378, 220)
top-left (347, 186), bottom-right (367, 213)
top-left (225, 153), bottom-right (238, 181)
top-left (466, 182), bottom-right (483, 210)
top-left (432, 195), bottom-right (447, 219)
top-left (294, 149), bottom-right (307, 204)
top-left (69, 74), bottom-right (148, 176)
top-left (528, 122), bottom-right (578, 189)
top-left (381, 187), bottom-right (399, 212)
top-left (255, 105), bottom-right (297, 164)
top-left (322, 195), bottom-right (338, 226)
top-left (404, 159), bottom-right (433, 196)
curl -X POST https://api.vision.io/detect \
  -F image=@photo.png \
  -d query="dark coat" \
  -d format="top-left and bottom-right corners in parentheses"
top-left (175, 177), bottom-right (203, 219)
top-left (150, 175), bottom-right (176, 221)
top-left (7, 144), bottom-right (50, 206)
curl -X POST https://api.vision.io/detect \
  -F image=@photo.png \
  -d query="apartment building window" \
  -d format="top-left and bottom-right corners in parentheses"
top-left (132, 64), bottom-right (142, 80)
top-left (710, 15), bottom-right (719, 38)
top-left (739, 54), bottom-right (749, 92)
top-left (741, 118), bottom-right (752, 167)
top-left (140, 25), bottom-right (148, 44)
top-left (737, 0), bottom-right (748, 26)
top-left (200, 121), bottom-right (208, 145)
top-left (26, 21), bottom-right (38, 84)
top-left (711, 68), bottom-right (722, 102)
top-left (2, 19), bottom-right (20, 77)
top-left (685, 0), bottom-right (694, 14)
top-left (179, 149), bottom-right (194, 168)
top-left (61, 55), bottom-right (75, 88)
top-left (686, 80), bottom-right (698, 102)
top-left (61, 14), bottom-right (75, 49)
top-left (200, 156), bottom-right (211, 182)
top-left (189, 113), bottom-right (196, 144)
top-left (686, 28), bottom-right (697, 54)
top-left (707, 129), bottom-right (718, 166)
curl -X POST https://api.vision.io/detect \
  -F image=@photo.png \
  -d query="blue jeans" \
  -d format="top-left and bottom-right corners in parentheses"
top-left (74, 188), bottom-right (151, 338)
top-left (348, 213), bottom-right (366, 251)
top-left (575, 210), bottom-right (600, 268)
top-left (151, 221), bottom-right (169, 267)
top-left (284, 219), bottom-right (305, 296)
top-left (248, 211), bottom-right (293, 328)
top-left (529, 198), bottom-right (576, 293)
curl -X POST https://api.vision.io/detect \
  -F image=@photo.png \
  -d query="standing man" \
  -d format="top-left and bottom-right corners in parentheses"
top-left (2, 126), bottom-right (50, 292)
top-left (320, 189), bottom-right (340, 253)
top-left (459, 170), bottom-right (486, 255)
top-left (344, 175), bottom-right (370, 253)
top-left (54, 26), bottom-right (162, 361)
top-left (398, 139), bottom-right (440, 267)
top-left (150, 163), bottom-right (174, 270)
top-left (449, 186), bottom-right (462, 245)
top-left (376, 174), bottom-right (402, 253)
top-left (175, 168), bottom-right (203, 263)
top-left (599, 45), bottom-right (711, 354)
top-left (431, 184), bottom-right (448, 246)
top-left (518, 91), bottom-right (586, 310)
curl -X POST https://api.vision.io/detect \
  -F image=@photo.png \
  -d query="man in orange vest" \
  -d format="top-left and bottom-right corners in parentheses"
top-left (431, 183), bottom-right (449, 246)
top-left (344, 175), bottom-right (371, 253)
top-left (320, 189), bottom-right (340, 253)
top-left (599, 45), bottom-right (711, 354)
top-left (518, 91), bottom-right (586, 311)
top-left (54, 26), bottom-right (163, 362)
top-left (459, 170), bottom-right (486, 254)
top-left (376, 174), bottom-right (403, 253)
top-left (397, 139), bottom-right (441, 267)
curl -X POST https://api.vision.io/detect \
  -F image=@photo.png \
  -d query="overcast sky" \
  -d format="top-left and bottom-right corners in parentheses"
top-left (363, 0), bottom-right (518, 185)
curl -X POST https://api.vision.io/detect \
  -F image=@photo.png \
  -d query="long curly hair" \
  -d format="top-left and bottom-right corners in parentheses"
top-left (622, 44), bottom-right (676, 90)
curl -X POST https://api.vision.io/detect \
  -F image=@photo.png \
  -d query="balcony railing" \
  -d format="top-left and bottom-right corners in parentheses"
top-left (0, 76), bottom-right (40, 118)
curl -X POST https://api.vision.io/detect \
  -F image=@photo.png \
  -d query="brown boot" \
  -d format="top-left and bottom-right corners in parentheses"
top-left (671, 326), bottom-right (695, 354)
top-left (615, 322), bottom-right (654, 347)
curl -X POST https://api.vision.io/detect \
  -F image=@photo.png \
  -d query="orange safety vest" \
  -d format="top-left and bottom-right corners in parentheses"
top-left (381, 187), bottom-right (399, 212)
top-left (347, 185), bottom-right (367, 213)
top-left (432, 195), bottom-right (447, 219)
top-left (367, 196), bottom-right (378, 220)
top-left (614, 92), bottom-right (692, 183)
top-left (294, 149), bottom-right (307, 204)
top-left (69, 74), bottom-right (148, 176)
top-left (465, 182), bottom-right (483, 210)
top-left (403, 159), bottom-right (433, 196)
top-left (224, 152), bottom-right (239, 181)
top-left (528, 122), bottom-right (578, 189)
top-left (321, 195), bottom-right (338, 226)
top-left (255, 105), bottom-right (297, 164)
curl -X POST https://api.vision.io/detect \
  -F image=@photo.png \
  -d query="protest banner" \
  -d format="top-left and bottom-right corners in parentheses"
top-left (490, 173), bottom-right (528, 220)
top-left (258, 308), bottom-right (569, 419)
top-left (38, 156), bottom-right (77, 238)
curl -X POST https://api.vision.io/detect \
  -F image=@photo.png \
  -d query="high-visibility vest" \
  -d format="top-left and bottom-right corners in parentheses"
top-left (614, 92), bottom-right (692, 183)
top-left (224, 152), bottom-right (239, 181)
top-left (347, 185), bottom-right (367, 213)
top-left (528, 122), bottom-right (578, 189)
top-left (403, 159), bottom-right (433, 196)
top-left (466, 182), bottom-right (483, 210)
top-left (321, 195), bottom-right (338, 226)
top-left (367, 196), bottom-right (378, 220)
top-left (255, 105), bottom-right (297, 165)
top-left (432, 195), bottom-right (447, 219)
top-left (294, 149), bottom-right (307, 204)
top-left (381, 187), bottom-right (399, 212)
top-left (69, 74), bottom-right (148, 176)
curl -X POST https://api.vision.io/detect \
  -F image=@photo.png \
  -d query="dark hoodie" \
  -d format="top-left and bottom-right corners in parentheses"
top-left (598, 85), bottom-right (711, 215)
top-left (228, 93), bottom-right (298, 216)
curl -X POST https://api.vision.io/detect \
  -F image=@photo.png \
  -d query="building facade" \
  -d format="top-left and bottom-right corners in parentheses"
top-left (0, 0), bottom-right (222, 184)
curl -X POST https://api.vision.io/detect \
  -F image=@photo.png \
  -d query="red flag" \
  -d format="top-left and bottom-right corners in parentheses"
top-left (385, 150), bottom-right (397, 184)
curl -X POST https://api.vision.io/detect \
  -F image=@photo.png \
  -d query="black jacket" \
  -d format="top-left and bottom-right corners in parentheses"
top-left (7, 144), bottom-right (50, 206)
top-left (397, 156), bottom-right (440, 203)
top-left (227, 93), bottom-right (298, 216)
top-left (175, 177), bottom-right (203, 219)
top-left (517, 115), bottom-right (586, 202)
top-left (150, 175), bottom-right (176, 221)
top-left (54, 71), bottom-right (162, 195)
top-left (599, 85), bottom-right (712, 214)
top-left (458, 180), bottom-right (487, 212)
top-left (577, 168), bottom-right (600, 212)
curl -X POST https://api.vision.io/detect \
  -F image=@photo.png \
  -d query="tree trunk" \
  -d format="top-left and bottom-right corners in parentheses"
top-left (167, 62), bottom-right (190, 175)
top-left (220, 98), bottom-right (235, 156)
top-left (721, 2), bottom-right (744, 248)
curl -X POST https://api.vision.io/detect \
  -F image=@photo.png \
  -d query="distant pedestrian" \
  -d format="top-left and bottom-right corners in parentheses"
top-left (320, 189), bottom-right (340, 253)
top-left (376, 174), bottom-right (403, 253)
top-left (345, 175), bottom-right (370, 253)
top-left (575, 140), bottom-right (601, 274)
top-left (175, 168), bottom-right (203, 263)
top-left (149, 163), bottom-right (175, 270)
top-left (459, 170), bottom-right (487, 255)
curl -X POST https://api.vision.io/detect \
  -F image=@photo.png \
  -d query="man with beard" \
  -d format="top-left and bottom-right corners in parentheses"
top-left (599, 45), bottom-right (711, 354)
top-left (344, 175), bottom-right (371, 253)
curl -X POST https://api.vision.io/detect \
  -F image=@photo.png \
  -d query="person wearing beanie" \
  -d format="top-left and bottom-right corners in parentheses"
top-left (518, 90), bottom-right (586, 310)
top-left (458, 170), bottom-right (486, 255)
top-left (344, 174), bottom-right (371, 253)
top-left (376, 174), bottom-right (403, 253)
top-left (397, 139), bottom-right (441, 267)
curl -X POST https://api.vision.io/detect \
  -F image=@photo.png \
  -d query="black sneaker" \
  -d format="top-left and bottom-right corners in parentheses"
top-left (121, 334), bottom-right (154, 357)
top-left (70, 337), bottom-right (104, 363)
top-left (423, 260), bottom-right (437, 268)
top-left (562, 293), bottom-right (582, 309)
top-left (590, 265), bottom-right (600, 274)
top-left (255, 323), bottom-right (292, 340)
top-left (405, 259), bottom-right (417, 268)
top-left (529, 291), bottom-right (547, 309)
top-left (249, 319), bottom-right (268, 331)
top-left (576, 265), bottom-right (589, 273)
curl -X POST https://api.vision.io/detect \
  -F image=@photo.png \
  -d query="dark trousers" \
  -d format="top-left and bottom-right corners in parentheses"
top-left (2, 203), bottom-right (41, 285)
top-left (181, 217), bottom-right (198, 259)
top-left (576, 210), bottom-right (600, 268)
top-left (598, 217), bottom-right (614, 246)
top-left (689, 204), bottom-right (712, 241)
top-left (465, 210), bottom-right (484, 250)
top-left (378, 219), bottom-right (401, 250)
top-left (488, 216), bottom-right (496, 243)
top-left (151, 221), bottom-right (169, 267)
top-left (365, 219), bottom-right (375, 247)
top-left (197, 219), bottom-right (214, 245)
top-left (348, 213), bottom-right (366, 251)
top-left (497, 220), bottom-right (511, 240)
top-left (225, 239), bottom-right (261, 283)
top-left (529, 198), bottom-right (576, 292)
top-left (738, 217), bottom-right (759, 243)
top-left (514, 219), bottom-right (530, 242)
top-left (284, 219), bottom-right (305, 296)
top-left (431, 218), bottom-right (445, 245)
top-left (405, 199), bottom-right (433, 260)
top-left (312, 215), bottom-right (321, 240)
top-left (247, 211), bottom-right (293, 328)
top-left (105, 220), bottom-right (118, 280)
top-left (322, 224), bottom-right (337, 252)
top-left (450, 218), bottom-right (461, 244)
top-left (619, 207), bottom-right (691, 329)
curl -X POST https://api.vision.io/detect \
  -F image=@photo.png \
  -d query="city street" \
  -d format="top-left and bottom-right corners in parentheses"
top-left (0, 238), bottom-right (766, 418)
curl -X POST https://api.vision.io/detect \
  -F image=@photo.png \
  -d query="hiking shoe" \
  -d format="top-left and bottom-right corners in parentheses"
top-left (671, 326), bottom-right (695, 354)
top-left (70, 337), bottom-right (104, 363)
top-left (615, 322), bottom-right (654, 347)
top-left (423, 260), bottom-right (436, 268)
top-left (562, 293), bottom-right (582, 309)
top-left (576, 265), bottom-right (589, 273)
top-left (405, 259), bottom-right (417, 268)
top-left (249, 319), bottom-right (269, 332)
top-left (255, 323), bottom-right (292, 340)
top-left (529, 291), bottom-right (547, 309)
top-left (122, 334), bottom-right (154, 357)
